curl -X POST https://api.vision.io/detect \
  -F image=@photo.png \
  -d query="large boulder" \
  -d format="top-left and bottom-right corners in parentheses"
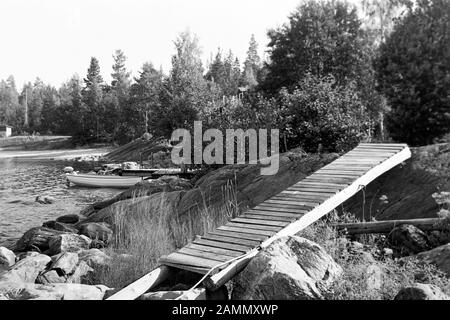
top-left (36, 270), bottom-right (66, 284)
top-left (15, 227), bottom-right (66, 252)
top-left (388, 224), bottom-right (431, 254)
top-left (48, 234), bottom-right (91, 255)
top-left (0, 253), bottom-right (51, 285)
top-left (50, 252), bottom-right (79, 275)
top-left (78, 249), bottom-right (111, 269)
top-left (56, 214), bottom-right (81, 224)
top-left (415, 243), bottom-right (450, 277)
top-left (5, 283), bottom-right (110, 300)
top-left (394, 283), bottom-right (449, 300)
top-left (78, 222), bottom-right (113, 243)
top-left (36, 260), bottom-right (93, 285)
top-left (232, 236), bottom-right (342, 300)
top-left (0, 247), bottom-right (16, 269)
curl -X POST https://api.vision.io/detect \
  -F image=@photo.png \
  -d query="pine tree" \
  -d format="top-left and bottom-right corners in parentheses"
top-left (242, 34), bottom-right (261, 89)
top-left (129, 62), bottom-right (164, 136)
top-left (111, 49), bottom-right (131, 97)
top-left (82, 57), bottom-right (104, 139)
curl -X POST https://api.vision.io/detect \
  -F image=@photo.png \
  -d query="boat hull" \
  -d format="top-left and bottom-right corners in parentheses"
top-left (66, 173), bottom-right (145, 188)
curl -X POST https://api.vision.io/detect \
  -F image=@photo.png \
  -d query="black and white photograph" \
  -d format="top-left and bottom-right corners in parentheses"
top-left (0, 0), bottom-right (449, 306)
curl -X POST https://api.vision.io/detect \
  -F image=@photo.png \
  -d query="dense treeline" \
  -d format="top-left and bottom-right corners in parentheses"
top-left (0, 0), bottom-right (448, 150)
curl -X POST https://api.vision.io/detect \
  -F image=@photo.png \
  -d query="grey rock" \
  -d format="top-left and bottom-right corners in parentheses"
top-left (42, 220), bottom-right (57, 229)
top-left (395, 283), bottom-right (449, 300)
top-left (56, 214), bottom-right (80, 224)
top-left (48, 234), bottom-right (91, 255)
top-left (0, 247), bottom-right (16, 268)
top-left (15, 227), bottom-right (66, 252)
top-left (50, 252), bottom-right (79, 275)
top-left (0, 253), bottom-right (51, 284)
top-left (35, 196), bottom-right (55, 204)
top-left (78, 249), bottom-right (111, 269)
top-left (232, 236), bottom-right (342, 300)
top-left (415, 243), bottom-right (450, 277)
top-left (78, 222), bottom-right (113, 243)
top-left (6, 283), bottom-right (110, 300)
top-left (382, 248), bottom-right (394, 257)
top-left (36, 270), bottom-right (66, 284)
top-left (388, 224), bottom-right (430, 254)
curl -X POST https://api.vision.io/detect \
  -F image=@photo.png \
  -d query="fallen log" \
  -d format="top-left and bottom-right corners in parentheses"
top-left (332, 217), bottom-right (449, 235)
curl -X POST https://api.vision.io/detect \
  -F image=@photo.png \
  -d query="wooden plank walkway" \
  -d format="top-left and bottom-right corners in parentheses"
top-left (158, 143), bottom-right (411, 275)
top-left (107, 143), bottom-right (412, 299)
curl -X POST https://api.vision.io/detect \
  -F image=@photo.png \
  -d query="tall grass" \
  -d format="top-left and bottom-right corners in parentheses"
top-left (92, 181), bottom-right (240, 289)
top-left (297, 212), bottom-right (450, 300)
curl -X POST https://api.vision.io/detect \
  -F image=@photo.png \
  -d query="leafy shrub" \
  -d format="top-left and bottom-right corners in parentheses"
top-left (278, 74), bottom-right (371, 153)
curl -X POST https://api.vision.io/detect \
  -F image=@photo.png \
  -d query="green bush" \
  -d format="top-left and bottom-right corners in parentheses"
top-left (278, 74), bottom-right (371, 153)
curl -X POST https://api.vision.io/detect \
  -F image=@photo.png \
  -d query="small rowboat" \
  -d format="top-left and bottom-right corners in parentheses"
top-left (66, 173), bottom-right (148, 188)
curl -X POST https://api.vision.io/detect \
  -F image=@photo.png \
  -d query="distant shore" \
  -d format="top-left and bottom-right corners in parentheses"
top-left (0, 147), bottom-right (110, 160)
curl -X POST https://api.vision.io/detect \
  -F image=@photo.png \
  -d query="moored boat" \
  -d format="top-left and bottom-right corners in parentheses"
top-left (66, 173), bottom-right (147, 188)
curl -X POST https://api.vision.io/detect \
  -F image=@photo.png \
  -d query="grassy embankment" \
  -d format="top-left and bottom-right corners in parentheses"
top-left (93, 182), bottom-right (239, 289)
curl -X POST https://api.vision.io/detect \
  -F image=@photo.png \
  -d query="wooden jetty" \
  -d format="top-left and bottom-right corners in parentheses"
top-left (107, 143), bottom-right (411, 300)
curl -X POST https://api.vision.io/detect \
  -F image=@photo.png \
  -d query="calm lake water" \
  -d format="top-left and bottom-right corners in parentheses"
top-left (0, 155), bottom-right (121, 248)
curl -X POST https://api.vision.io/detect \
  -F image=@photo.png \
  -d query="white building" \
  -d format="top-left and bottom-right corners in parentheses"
top-left (0, 124), bottom-right (12, 138)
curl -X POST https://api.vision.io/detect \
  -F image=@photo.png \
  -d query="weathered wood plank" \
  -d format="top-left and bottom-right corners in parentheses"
top-left (305, 175), bottom-right (357, 181)
top-left (245, 210), bottom-right (303, 218)
top-left (177, 247), bottom-right (232, 262)
top-left (265, 199), bottom-right (319, 207)
top-left (227, 222), bottom-right (283, 232)
top-left (274, 193), bottom-right (330, 200)
top-left (282, 189), bottom-right (337, 195)
top-left (193, 238), bottom-right (251, 253)
top-left (254, 203), bottom-right (312, 212)
top-left (202, 233), bottom-right (262, 246)
top-left (311, 172), bottom-right (362, 178)
top-left (232, 217), bottom-right (291, 226)
top-left (274, 194), bottom-right (329, 202)
top-left (217, 225), bottom-right (276, 237)
top-left (295, 181), bottom-right (348, 188)
top-left (186, 243), bottom-right (244, 258)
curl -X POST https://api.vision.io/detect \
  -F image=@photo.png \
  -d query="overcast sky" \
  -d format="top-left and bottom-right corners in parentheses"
top-left (0, 0), bottom-right (312, 88)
